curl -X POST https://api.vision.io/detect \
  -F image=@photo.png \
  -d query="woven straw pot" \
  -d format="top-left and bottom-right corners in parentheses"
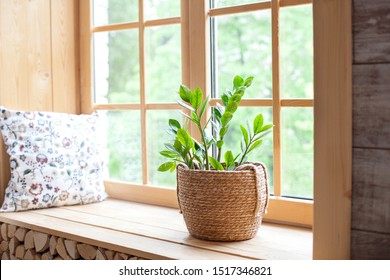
top-left (176, 162), bottom-right (269, 241)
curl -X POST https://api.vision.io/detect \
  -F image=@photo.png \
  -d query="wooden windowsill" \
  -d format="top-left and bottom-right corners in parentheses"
top-left (0, 199), bottom-right (312, 260)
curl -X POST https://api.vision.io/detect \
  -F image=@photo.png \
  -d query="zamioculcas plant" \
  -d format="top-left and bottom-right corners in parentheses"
top-left (158, 75), bottom-right (273, 172)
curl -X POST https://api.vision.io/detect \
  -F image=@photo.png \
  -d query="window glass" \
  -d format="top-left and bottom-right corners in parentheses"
top-left (211, 11), bottom-right (272, 99)
top-left (147, 110), bottom-right (182, 187)
top-left (281, 107), bottom-right (313, 198)
top-left (93, 30), bottom-right (140, 104)
top-left (145, 25), bottom-right (182, 103)
top-left (280, 5), bottom-right (313, 99)
top-left (101, 110), bottom-right (142, 183)
top-left (144, 0), bottom-right (180, 20)
top-left (93, 0), bottom-right (138, 26)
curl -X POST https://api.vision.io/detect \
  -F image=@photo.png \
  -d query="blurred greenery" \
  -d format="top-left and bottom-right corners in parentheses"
top-left (95, 0), bottom-right (313, 198)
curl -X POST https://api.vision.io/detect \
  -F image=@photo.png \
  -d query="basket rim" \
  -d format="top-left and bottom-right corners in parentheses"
top-left (176, 162), bottom-right (265, 175)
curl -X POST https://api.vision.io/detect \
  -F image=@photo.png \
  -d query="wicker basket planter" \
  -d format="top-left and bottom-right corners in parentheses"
top-left (176, 162), bottom-right (269, 241)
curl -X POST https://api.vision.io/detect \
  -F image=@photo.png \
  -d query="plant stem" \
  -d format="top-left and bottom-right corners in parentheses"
top-left (238, 136), bottom-right (255, 166)
top-left (198, 124), bottom-right (210, 170)
top-left (216, 136), bottom-right (224, 162)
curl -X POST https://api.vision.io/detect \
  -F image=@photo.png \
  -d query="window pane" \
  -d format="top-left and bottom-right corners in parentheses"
top-left (144, 0), bottom-right (180, 20)
top-left (147, 110), bottom-right (181, 187)
top-left (101, 110), bottom-right (142, 183)
top-left (93, 30), bottom-right (140, 104)
top-left (93, 0), bottom-right (138, 26)
top-left (145, 25), bottom-right (181, 103)
top-left (213, 107), bottom-right (274, 194)
top-left (281, 107), bottom-right (313, 199)
top-left (280, 4), bottom-right (313, 98)
top-left (211, 0), bottom-right (267, 8)
top-left (211, 11), bottom-right (272, 99)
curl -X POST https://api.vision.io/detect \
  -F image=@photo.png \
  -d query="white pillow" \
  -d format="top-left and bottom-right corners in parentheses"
top-left (0, 106), bottom-right (107, 212)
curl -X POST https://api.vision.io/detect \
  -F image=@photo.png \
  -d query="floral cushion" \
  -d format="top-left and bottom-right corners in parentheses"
top-left (0, 106), bottom-right (107, 212)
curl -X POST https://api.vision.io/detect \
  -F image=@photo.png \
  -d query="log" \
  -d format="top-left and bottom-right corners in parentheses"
top-left (35, 254), bottom-right (42, 260)
top-left (64, 239), bottom-right (80, 259)
top-left (2, 251), bottom-right (10, 260)
top-left (24, 249), bottom-right (37, 260)
top-left (10, 254), bottom-right (17, 260)
top-left (56, 238), bottom-right (71, 260)
top-left (54, 256), bottom-right (64, 260)
top-left (113, 253), bottom-right (122, 260)
top-left (24, 230), bottom-right (35, 250)
top-left (96, 248), bottom-right (107, 260)
top-left (77, 244), bottom-right (97, 260)
top-left (119, 253), bottom-right (129, 260)
top-left (49, 236), bottom-right (58, 255)
top-left (1, 223), bottom-right (8, 241)
top-left (41, 252), bottom-right (54, 260)
top-left (15, 244), bottom-right (25, 259)
top-left (9, 237), bottom-right (20, 255)
top-left (15, 227), bottom-right (27, 242)
top-left (0, 240), bottom-right (9, 252)
top-left (34, 232), bottom-right (50, 252)
top-left (7, 224), bottom-right (17, 239)
top-left (105, 250), bottom-right (115, 260)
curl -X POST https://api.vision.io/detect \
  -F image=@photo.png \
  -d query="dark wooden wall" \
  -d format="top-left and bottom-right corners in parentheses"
top-left (352, 0), bottom-right (390, 259)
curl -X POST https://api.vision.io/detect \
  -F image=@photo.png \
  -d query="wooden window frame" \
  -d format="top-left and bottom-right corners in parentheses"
top-left (80, 0), bottom-right (351, 259)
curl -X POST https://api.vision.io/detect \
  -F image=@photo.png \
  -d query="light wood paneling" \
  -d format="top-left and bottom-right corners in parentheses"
top-left (51, 0), bottom-right (80, 114)
top-left (352, 148), bottom-right (390, 234)
top-left (313, 0), bottom-right (352, 259)
top-left (351, 230), bottom-right (390, 260)
top-left (353, 0), bottom-right (390, 64)
top-left (353, 63), bottom-right (390, 149)
top-left (0, 0), bottom-right (79, 206)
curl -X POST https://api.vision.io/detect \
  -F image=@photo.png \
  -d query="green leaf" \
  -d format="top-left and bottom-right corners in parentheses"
top-left (23, 169), bottom-right (32, 176)
top-left (260, 124), bottom-right (273, 133)
top-left (221, 94), bottom-right (229, 106)
top-left (179, 111), bottom-right (199, 125)
top-left (198, 95), bottom-right (209, 118)
top-left (216, 140), bottom-right (224, 149)
top-left (233, 75), bottom-right (244, 89)
top-left (231, 94), bottom-right (242, 104)
top-left (169, 162), bottom-right (177, 173)
top-left (160, 150), bottom-right (178, 159)
top-left (177, 128), bottom-right (194, 150)
top-left (179, 85), bottom-right (191, 103)
top-left (178, 100), bottom-right (195, 112)
top-left (241, 138), bottom-right (246, 152)
top-left (219, 125), bottom-right (229, 138)
top-left (225, 101), bottom-right (238, 114)
top-left (165, 128), bottom-right (177, 136)
top-left (209, 156), bottom-right (224, 171)
top-left (169, 119), bottom-right (181, 131)
top-left (240, 125), bottom-right (249, 146)
top-left (244, 76), bottom-right (254, 87)
top-left (221, 112), bottom-right (233, 127)
top-left (253, 114), bottom-right (264, 134)
top-left (224, 150), bottom-right (235, 171)
top-left (158, 161), bottom-right (175, 172)
top-left (173, 139), bottom-right (182, 153)
top-left (253, 129), bottom-right (272, 141)
top-left (190, 87), bottom-right (203, 110)
top-left (248, 139), bottom-right (263, 153)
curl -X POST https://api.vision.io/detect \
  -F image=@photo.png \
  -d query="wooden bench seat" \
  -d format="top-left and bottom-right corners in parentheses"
top-left (0, 199), bottom-right (312, 260)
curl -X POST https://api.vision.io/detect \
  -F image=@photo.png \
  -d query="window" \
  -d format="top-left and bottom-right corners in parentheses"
top-left (81, 0), bottom-right (314, 226)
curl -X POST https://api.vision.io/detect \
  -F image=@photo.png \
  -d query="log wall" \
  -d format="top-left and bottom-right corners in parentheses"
top-left (351, 0), bottom-right (390, 259)
top-left (0, 222), bottom-right (146, 260)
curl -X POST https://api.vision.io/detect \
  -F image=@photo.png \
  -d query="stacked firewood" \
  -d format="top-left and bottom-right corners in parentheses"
top-left (0, 222), bottom-right (146, 260)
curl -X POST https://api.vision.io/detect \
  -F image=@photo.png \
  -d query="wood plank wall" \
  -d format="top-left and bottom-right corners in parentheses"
top-left (352, 0), bottom-right (390, 259)
top-left (0, 0), bottom-right (79, 206)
